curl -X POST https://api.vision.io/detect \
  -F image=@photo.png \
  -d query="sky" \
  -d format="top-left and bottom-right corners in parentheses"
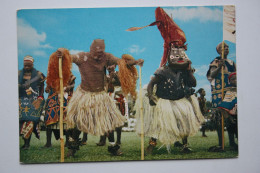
top-left (17, 6), bottom-right (236, 101)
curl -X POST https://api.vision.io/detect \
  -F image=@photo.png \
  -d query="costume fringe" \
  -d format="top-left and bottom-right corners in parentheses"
top-left (135, 94), bottom-right (204, 145)
top-left (135, 88), bottom-right (156, 135)
top-left (66, 86), bottom-right (126, 136)
top-left (117, 54), bottom-right (138, 99)
top-left (46, 48), bottom-right (72, 93)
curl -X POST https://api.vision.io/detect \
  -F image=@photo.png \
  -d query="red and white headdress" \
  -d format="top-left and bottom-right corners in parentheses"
top-left (24, 55), bottom-right (34, 63)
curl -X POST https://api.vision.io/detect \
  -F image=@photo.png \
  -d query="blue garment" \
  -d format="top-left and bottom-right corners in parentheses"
top-left (218, 88), bottom-right (237, 115)
top-left (18, 68), bottom-right (45, 122)
top-left (19, 94), bottom-right (45, 122)
top-left (207, 56), bottom-right (236, 108)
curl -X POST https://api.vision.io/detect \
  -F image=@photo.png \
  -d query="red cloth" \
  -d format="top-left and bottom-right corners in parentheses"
top-left (115, 94), bottom-right (125, 115)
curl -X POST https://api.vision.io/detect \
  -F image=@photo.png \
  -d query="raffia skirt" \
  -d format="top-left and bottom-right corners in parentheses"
top-left (66, 86), bottom-right (126, 136)
top-left (135, 93), bottom-right (204, 145)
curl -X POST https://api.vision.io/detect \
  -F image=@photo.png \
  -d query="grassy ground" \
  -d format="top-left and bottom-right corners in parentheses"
top-left (20, 131), bottom-right (238, 164)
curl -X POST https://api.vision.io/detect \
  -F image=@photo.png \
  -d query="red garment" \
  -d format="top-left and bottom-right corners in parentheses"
top-left (115, 94), bottom-right (125, 115)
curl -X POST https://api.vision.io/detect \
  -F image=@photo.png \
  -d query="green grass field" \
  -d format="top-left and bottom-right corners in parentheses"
top-left (20, 131), bottom-right (238, 164)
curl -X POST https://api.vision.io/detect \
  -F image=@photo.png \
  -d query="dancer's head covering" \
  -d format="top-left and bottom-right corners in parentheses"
top-left (127, 7), bottom-right (187, 67)
top-left (117, 54), bottom-right (138, 99)
top-left (24, 55), bottom-right (34, 63)
top-left (90, 39), bottom-right (105, 57)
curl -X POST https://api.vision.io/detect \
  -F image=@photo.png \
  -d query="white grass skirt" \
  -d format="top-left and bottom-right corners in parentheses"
top-left (67, 86), bottom-right (126, 136)
top-left (135, 89), bottom-right (156, 136)
top-left (135, 93), bottom-right (204, 145)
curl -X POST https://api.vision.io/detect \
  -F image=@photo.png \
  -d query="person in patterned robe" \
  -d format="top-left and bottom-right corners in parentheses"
top-left (19, 55), bottom-right (45, 150)
top-left (218, 72), bottom-right (238, 150)
top-left (44, 74), bottom-right (76, 148)
top-left (207, 41), bottom-right (236, 151)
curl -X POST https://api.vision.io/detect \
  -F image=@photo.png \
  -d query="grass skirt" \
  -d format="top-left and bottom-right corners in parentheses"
top-left (135, 89), bottom-right (156, 136)
top-left (135, 93), bottom-right (204, 145)
top-left (67, 86), bottom-right (126, 136)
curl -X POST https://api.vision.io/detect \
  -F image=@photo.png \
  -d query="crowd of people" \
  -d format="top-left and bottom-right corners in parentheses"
top-left (19, 39), bottom-right (143, 157)
top-left (19, 39), bottom-right (237, 158)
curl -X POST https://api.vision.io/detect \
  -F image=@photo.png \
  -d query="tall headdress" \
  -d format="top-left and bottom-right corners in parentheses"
top-left (127, 7), bottom-right (187, 67)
